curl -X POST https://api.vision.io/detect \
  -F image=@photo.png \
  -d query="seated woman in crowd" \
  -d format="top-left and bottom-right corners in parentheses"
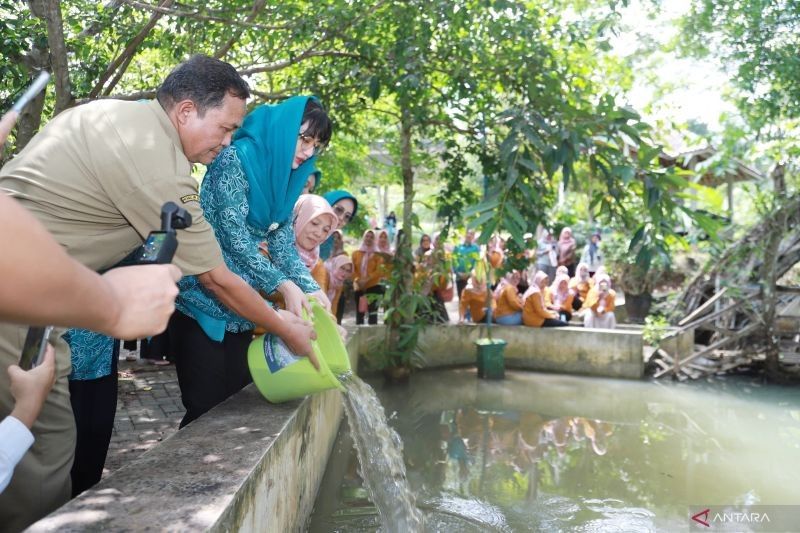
top-left (582, 273), bottom-right (616, 329)
top-left (522, 272), bottom-right (568, 328)
top-left (324, 255), bottom-right (354, 324)
top-left (547, 273), bottom-right (574, 322)
top-left (570, 262), bottom-right (593, 308)
top-left (458, 273), bottom-right (494, 324)
top-left (493, 270), bottom-right (523, 325)
top-left (293, 194), bottom-right (338, 301)
top-left (352, 230), bottom-right (386, 325)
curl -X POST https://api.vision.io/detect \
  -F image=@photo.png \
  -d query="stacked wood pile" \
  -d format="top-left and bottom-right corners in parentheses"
top-left (648, 195), bottom-right (800, 380)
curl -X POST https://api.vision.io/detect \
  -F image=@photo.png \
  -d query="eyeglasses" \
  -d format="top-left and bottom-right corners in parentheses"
top-left (333, 205), bottom-right (353, 222)
top-left (298, 132), bottom-right (325, 155)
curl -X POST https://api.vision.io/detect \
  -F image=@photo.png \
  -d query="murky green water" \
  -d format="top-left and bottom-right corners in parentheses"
top-left (308, 369), bottom-right (800, 532)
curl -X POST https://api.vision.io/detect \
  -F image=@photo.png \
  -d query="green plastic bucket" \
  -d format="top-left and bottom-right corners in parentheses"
top-left (308, 301), bottom-right (351, 376)
top-left (475, 339), bottom-right (506, 380)
top-left (248, 301), bottom-right (350, 403)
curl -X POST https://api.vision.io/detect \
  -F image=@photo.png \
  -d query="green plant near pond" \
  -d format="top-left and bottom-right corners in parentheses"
top-left (642, 314), bottom-right (669, 347)
top-left (602, 232), bottom-right (671, 296)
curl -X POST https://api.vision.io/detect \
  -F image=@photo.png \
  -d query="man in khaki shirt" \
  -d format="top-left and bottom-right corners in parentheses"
top-left (0, 55), bottom-right (314, 531)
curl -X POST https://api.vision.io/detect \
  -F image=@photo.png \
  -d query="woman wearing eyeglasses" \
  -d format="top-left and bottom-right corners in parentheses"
top-left (172, 96), bottom-right (333, 427)
top-left (320, 190), bottom-right (359, 260)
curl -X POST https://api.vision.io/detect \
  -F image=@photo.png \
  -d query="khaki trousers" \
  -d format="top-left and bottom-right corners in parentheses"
top-left (0, 323), bottom-right (74, 532)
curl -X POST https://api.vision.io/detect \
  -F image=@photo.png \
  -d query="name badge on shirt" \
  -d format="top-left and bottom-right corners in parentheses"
top-left (180, 193), bottom-right (200, 204)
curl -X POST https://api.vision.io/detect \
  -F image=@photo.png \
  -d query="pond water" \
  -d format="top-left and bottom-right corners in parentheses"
top-left (308, 368), bottom-right (800, 532)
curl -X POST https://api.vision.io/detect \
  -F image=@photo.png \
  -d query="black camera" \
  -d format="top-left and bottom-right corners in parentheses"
top-left (130, 202), bottom-right (192, 265)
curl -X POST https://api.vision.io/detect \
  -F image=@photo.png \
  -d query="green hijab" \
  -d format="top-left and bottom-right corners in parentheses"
top-left (233, 95), bottom-right (320, 230)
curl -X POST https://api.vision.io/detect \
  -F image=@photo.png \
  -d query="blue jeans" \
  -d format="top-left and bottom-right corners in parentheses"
top-left (495, 311), bottom-right (522, 325)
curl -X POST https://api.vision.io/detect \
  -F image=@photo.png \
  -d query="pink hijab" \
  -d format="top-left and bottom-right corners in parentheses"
top-left (325, 254), bottom-right (353, 302)
top-left (357, 229), bottom-right (378, 275)
top-left (550, 274), bottom-right (570, 306)
top-left (523, 271), bottom-right (549, 301)
top-left (293, 194), bottom-right (338, 269)
top-left (377, 229), bottom-right (392, 255)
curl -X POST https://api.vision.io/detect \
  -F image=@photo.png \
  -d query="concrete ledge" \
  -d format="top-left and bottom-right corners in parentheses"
top-left (28, 323), bottom-right (644, 531)
top-left (356, 324), bottom-right (644, 379)
top-left (29, 385), bottom-right (343, 532)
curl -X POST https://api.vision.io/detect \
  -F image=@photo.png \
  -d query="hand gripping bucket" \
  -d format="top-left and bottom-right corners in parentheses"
top-left (248, 301), bottom-right (352, 403)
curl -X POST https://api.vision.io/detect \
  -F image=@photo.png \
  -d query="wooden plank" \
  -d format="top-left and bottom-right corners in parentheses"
top-left (654, 323), bottom-right (759, 378)
top-left (655, 348), bottom-right (674, 363)
top-left (679, 288), bottom-right (728, 326)
top-left (677, 301), bottom-right (743, 334)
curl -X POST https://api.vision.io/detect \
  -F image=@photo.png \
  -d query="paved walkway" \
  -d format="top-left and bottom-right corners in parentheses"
top-left (105, 358), bottom-right (184, 477)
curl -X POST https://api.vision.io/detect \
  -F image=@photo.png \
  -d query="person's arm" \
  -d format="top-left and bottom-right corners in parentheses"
top-left (1, 346), bottom-right (55, 493)
top-left (0, 111), bottom-right (19, 156)
top-left (506, 287), bottom-right (524, 312)
top-left (0, 194), bottom-right (181, 338)
top-left (197, 265), bottom-right (316, 361)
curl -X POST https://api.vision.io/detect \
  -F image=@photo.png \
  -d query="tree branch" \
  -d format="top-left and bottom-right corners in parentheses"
top-left (75, 90), bottom-right (156, 105)
top-left (250, 89), bottom-right (293, 102)
top-left (213, 0), bottom-right (267, 60)
top-left (89, 0), bottom-right (174, 99)
top-left (117, 0), bottom-right (288, 30)
top-left (79, 0), bottom-right (123, 37)
top-left (420, 118), bottom-right (478, 136)
top-left (238, 51), bottom-right (364, 75)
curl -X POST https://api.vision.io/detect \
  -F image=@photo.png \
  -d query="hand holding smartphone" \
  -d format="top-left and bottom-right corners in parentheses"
top-left (19, 326), bottom-right (53, 371)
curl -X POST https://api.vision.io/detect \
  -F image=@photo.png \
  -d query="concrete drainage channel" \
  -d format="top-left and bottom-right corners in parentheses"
top-left (29, 324), bottom-right (691, 531)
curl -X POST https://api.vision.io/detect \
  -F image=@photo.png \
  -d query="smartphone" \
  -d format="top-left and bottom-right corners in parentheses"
top-left (19, 326), bottom-right (53, 371)
top-left (10, 71), bottom-right (51, 113)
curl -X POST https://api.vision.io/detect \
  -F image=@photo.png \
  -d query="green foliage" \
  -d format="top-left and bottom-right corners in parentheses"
top-left (642, 314), bottom-right (669, 346)
top-left (603, 232), bottom-right (670, 295)
top-left (680, 0), bottom-right (800, 129)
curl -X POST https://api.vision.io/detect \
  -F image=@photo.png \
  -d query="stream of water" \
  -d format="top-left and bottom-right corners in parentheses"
top-left (311, 368), bottom-right (800, 532)
top-left (339, 374), bottom-right (425, 532)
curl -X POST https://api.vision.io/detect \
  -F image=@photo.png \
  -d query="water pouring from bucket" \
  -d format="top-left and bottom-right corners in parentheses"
top-left (248, 298), bottom-right (352, 403)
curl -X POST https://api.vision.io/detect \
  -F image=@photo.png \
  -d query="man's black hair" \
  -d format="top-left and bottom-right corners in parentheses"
top-left (157, 55), bottom-right (250, 116)
top-left (301, 99), bottom-right (333, 146)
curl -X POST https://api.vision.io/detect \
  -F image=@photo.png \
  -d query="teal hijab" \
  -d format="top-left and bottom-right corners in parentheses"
top-left (233, 95), bottom-right (320, 229)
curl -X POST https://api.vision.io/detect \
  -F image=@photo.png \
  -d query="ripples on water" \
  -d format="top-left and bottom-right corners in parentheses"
top-left (309, 369), bottom-right (800, 532)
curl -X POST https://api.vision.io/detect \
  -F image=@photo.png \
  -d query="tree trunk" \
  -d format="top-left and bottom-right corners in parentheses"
top-left (383, 105), bottom-right (416, 363)
top-left (30, 0), bottom-right (73, 113)
top-left (399, 106), bottom-right (415, 293)
top-left (763, 164), bottom-right (787, 380)
top-left (14, 89), bottom-right (47, 154)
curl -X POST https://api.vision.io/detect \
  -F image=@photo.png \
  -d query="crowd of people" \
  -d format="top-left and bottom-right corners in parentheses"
top-left (322, 225), bottom-right (614, 331)
top-left (0, 54), bottom-right (617, 531)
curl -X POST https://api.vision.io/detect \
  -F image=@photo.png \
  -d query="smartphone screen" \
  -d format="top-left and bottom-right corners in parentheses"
top-left (140, 232), bottom-right (166, 262)
top-left (19, 326), bottom-right (52, 371)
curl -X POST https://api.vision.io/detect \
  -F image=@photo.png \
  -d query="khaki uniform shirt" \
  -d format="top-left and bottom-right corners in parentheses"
top-left (0, 99), bottom-right (222, 274)
top-left (0, 99), bottom-right (223, 529)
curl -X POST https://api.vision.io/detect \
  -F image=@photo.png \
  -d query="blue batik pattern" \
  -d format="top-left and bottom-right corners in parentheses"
top-left (64, 328), bottom-right (115, 381)
top-left (177, 146), bottom-right (319, 333)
